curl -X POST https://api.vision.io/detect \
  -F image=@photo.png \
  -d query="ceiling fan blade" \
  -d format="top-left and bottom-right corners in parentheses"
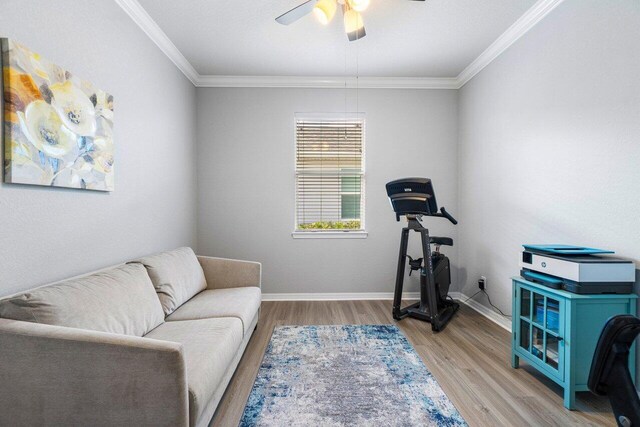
top-left (276, 0), bottom-right (318, 25)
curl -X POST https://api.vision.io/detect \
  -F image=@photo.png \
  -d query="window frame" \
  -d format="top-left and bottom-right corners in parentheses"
top-left (292, 113), bottom-right (367, 239)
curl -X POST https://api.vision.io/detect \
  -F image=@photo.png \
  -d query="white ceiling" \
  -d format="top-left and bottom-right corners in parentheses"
top-left (136, 0), bottom-right (537, 78)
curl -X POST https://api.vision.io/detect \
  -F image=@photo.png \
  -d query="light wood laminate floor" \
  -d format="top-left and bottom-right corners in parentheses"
top-left (211, 301), bottom-right (614, 427)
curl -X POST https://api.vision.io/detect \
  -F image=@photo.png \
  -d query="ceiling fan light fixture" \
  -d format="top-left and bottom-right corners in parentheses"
top-left (344, 8), bottom-right (366, 41)
top-left (347, 0), bottom-right (370, 12)
top-left (313, 0), bottom-right (337, 25)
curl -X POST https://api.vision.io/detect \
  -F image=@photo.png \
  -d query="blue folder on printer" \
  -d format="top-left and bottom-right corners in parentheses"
top-left (520, 244), bottom-right (635, 294)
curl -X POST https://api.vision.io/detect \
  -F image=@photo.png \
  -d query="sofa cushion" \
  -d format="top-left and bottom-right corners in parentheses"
top-left (0, 263), bottom-right (164, 336)
top-left (134, 247), bottom-right (207, 316)
top-left (166, 287), bottom-right (261, 336)
top-left (144, 317), bottom-right (243, 426)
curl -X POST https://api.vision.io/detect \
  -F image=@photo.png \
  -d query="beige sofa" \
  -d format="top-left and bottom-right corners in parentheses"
top-left (0, 247), bottom-right (261, 427)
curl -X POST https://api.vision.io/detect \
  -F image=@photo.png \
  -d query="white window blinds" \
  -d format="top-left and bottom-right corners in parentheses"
top-left (295, 117), bottom-right (365, 231)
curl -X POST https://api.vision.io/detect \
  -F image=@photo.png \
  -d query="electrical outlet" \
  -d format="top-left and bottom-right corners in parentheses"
top-left (479, 276), bottom-right (487, 290)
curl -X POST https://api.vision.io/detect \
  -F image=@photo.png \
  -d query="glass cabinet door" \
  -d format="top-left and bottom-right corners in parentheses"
top-left (546, 334), bottom-right (560, 370)
top-left (546, 298), bottom-right (560, 334)
top-left (521, 289), bottom-right (531, 318)
top-left (520, 320), bottom-right (530, 350)
top-left (533, 293), bottom-right (545, 325)
top-left (532, 326), bottom-right (544, 360)
top-left (517, 285), bottom-right (564, 378)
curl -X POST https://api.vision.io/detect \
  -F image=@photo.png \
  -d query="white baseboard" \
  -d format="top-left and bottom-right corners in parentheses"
top-left (453, 292), bottom-right (512, 332)
top-left (261, 291), bottom-right (512, 332)
top-left (261, 292), bottom-right (419, 301)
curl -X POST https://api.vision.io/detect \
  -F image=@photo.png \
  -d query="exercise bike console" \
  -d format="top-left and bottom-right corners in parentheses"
top-left (386, 178), bottom-right (460, 332)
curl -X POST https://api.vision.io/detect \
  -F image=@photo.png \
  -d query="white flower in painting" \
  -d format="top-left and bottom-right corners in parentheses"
top-left (45, 63), bottom-right (67, 85)
top-left (93, 136), bottom-right (113, 153)
top-left (10, 139), bottom-right (34, 162)
top-left (91, 137), bottom-right (114, 173)
top-left (96, 116), bottom-right (113, 139)
top-left (50, 81), bottom-right (97, 136)
top-left (55, 157), bottom-right (94, 188)
top-left (18, 100), bottom-right (77, 159)
top-left (7, 137), bottom-right (55, 185)
top-left (12, 41), bottom-right (49, 81)
top-left (94, 91), bottom-right (114, 122)
top-left (57, 152), bottom-right (113, 190)
top-left (11, 159), bottom-right (55, 185)
top-left (93, 152), bottom-right (114, 175)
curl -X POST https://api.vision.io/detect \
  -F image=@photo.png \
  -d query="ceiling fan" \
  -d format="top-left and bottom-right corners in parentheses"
top-left (276, 0), bottom-right (425, 42)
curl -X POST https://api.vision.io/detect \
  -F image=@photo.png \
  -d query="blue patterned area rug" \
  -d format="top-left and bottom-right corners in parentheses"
top-left (239, 325), bottom-right (467, 426)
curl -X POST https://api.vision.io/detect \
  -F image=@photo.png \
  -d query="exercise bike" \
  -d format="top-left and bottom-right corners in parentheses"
top-left (386, 178), bottom-right (459, 332)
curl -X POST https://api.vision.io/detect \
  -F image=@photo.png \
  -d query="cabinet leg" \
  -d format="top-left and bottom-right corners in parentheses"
top-left (511, 353), bottom-right (519, 369)
top-left (563, 388), bottom-right (575, 410)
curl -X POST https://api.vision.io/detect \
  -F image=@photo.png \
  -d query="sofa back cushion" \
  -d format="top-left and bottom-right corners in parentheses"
top-left (133, 247), bottom-right (207, 316)
top-left (0, 263), bottom-right (164, 336)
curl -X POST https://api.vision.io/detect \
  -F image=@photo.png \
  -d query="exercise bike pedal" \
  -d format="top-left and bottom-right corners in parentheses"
top-left (406, 256), bottom-right (423, 276)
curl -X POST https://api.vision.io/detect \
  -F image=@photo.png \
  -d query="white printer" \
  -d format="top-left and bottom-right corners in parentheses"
top-left (519, 245), bottom-right (635, 294)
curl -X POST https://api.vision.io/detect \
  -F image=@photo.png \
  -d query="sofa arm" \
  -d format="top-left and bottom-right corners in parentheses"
top-left (0, 319), bottom-right (189, 427)
top-left (197, 255), bottom-right (262, 290)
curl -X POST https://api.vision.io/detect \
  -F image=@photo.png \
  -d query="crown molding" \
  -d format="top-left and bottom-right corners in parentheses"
top-left (456, 0), bottom-right (565, 88)
top-left (114, 0), bottom-right (199, 85)
top-left (116, 0), bottom-right (564, 90)
top-left (195, 75), bottom-right (458, 89)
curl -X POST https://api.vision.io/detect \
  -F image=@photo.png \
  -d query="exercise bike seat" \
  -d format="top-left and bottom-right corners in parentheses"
top-left (430, 236), bottom-right (453, 246)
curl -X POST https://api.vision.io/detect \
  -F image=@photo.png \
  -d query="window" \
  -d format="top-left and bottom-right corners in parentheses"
top-left (294, 116), bottom-right (365, 237)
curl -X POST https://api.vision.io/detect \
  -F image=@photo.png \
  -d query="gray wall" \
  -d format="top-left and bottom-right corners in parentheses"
top-left (196, 88), bottom-right (459, 294)
top-left (457, 0), bottom-right (640, 315)
top-left (0, 0), bottom-right (198, 296)
top-left (4, 0), bottom-right (636, 307)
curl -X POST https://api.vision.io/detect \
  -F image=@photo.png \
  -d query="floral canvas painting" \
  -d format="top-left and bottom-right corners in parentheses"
top-left (2, 39), bottom-right (114, 191)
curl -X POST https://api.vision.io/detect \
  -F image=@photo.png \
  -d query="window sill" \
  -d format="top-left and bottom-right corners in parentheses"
top-left (292, 231), bottom-right (368, 239)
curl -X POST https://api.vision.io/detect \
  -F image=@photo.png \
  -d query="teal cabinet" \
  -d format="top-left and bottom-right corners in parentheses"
top-left (511, 277), bottom-right (637, 410)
